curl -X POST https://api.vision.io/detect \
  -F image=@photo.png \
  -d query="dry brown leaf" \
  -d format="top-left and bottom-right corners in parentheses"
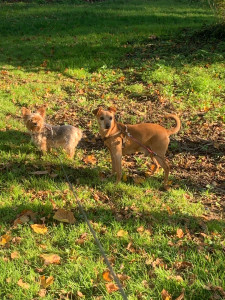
top-left (105, 282), bottom-right (119, 293)
top-left (117, 274), bottom-right (130, 281)
top-left (76, 232), bottom-right (88, 245)
top-left (161, 289), bottom-right (172, 300)
top-left (152, 258), bottom-right (167, 269)
top-left (11, 251), bottom-right (20, 259)
top-left (49, 199), bottom-right (57, 209)
top-left (17, 279), bottom-right (30, 290)
top-left (12, 237), bottom-right (22, 244)
top-left (174, 261), bottom-right (193, 270)
top-left (40, 254), bottom-right (61, 265)
top-left (126, 242), bottom-right (136, 253)
top-left (167, 206), bottom-right (173, 216)
top-left (0, 233), bottom-right (11, 246)
top-left (40, 275), bottom-right (54, 288)
top-left (102, 270), bottom-right (113, 282)
top-left (31, 224), bottom-right (48, 235)
top-left (13, 210), bottom-right (36, 227)
top-left (39, 289), bottom-right (47, 298)
top-left (175, 289), bottom-right (185, 300)
top-left (117, 230), bottom-right (128, 237)
top-left (137, 226), bottom-right (145, 233)
top-left (83, 155), bottom-right (97, 165)
top-left (53, 208), bottom-right (75, 224)
top-left (176, 228), bottom-right (184, 238)
top-left (77, 291), bottom-right (85, 298)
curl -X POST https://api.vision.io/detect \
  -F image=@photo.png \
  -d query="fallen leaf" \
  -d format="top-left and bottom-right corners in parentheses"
top-left (53, 208), bottom-right (75, 224)
top-left (174, 261), bottom-right (193, 270)
top-left (103, 270), bottom-right (113, 282)
top-left (126, 242), bottom-right (136, 253)
top-left (175, 289), bottom-right (185, 300)
top-left (117, 274), bottom-right (130, 281)
top-left (12, 237), bottom-right (22, 244)
top-left (49, 199), bottom-right (57, 209)
top-left (176, 228), bottom-right (184, 238)
top-left (31, 224), bottom-right (48, 235)
top-left (204, 284), bottom-right (225, 297)
top-left (0, 233), bottom-right (11, 246)
top-left (13, 210), bottom-right (36, 226)
top-left (167, 206), bottom-right (173, 216)
top-left (152, 258), bottom-right (167, 269)
top-left (105, 282), bottom-right (119, 293)
top-left (76, 232), bottom-right (88, 245)
top-left (77, 291), bottom-right (85, 298)
top-left (83, 155), bottom-right (97, 165)
top-left (17, 279), bottom-right (30, 289)
top-left (161, 289), bottom-right (172, 300)
top-left (117, 230), bottom-right (128, 237)
top-left (39, 289), bottom-right (47, 298)
top-left (11, 251), bottom-right (20, 259)
top-left (137, 226), bottom-right (145, 233)
top-left (40, 275), bottom-right (54, 288)
top-left (40, 254), bottom-right (61, 265)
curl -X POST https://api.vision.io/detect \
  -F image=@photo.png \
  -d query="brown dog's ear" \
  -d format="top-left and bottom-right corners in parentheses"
top-left (37, 106), bottom-right (46, 118)
top-left (108, 106), bottom-right (116, 113)
top-left (22, 107), bottom-right (31, 117)
top-left (92, 106), bottom-right (103, 116)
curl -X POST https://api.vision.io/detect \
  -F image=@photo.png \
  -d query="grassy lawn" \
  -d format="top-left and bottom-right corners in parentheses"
top-left (0, 0), bottom-right (225, 299)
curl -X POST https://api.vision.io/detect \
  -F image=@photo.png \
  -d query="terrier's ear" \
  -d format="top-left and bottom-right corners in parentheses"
top-left (108, 106), bottom-right (116, 113)
top-left (22, 107), bottom-right (31, 117)
top-left (37, 106), bottom-right (46, 118)
top-left (92, 106), bottom-right (103, 116)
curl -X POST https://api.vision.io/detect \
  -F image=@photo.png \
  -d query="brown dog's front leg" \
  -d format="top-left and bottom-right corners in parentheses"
top-left (109, 148), bottom-right (116, 175)
top-left (113, 149), bottom-right (122, 183)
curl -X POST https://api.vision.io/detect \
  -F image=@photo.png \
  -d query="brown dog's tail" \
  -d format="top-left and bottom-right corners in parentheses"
top-left (165, 114), bottom-right (181, 136)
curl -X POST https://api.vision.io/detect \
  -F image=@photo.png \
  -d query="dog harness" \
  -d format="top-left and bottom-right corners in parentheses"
top-left (103, 125), bottom-right (158, 157)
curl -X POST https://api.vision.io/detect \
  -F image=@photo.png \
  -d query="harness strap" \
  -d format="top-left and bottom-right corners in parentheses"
top-left (103, 131), bottom-right (121, 141)
top-left (124, 125), bottom-right (158, 157)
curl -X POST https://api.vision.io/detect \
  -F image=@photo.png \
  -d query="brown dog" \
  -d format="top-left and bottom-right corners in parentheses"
top-left (93, 106), bottom-right (181, 189)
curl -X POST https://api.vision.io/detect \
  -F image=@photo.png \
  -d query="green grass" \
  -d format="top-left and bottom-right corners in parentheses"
top-left (0, 0), bottom-right (225, 299)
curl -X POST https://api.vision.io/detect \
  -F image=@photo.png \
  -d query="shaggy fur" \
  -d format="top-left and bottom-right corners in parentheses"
top-left (22, 106), bottom-right (82, 158)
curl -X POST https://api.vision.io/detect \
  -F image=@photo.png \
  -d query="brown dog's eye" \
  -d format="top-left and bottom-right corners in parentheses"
top-left (100, 117), bottom-right (104, 121)
top-left (109, 116), bottom-right (112, 120)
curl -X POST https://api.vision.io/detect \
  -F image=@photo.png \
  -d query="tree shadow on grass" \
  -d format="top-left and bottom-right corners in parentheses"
top-left (1, 128), bottom-right (224, 200)
top-left (0, 2), bottom-right (219, 72)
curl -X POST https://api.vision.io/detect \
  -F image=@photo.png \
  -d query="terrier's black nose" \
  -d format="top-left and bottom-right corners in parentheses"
top-left (105, 124), bottom-right (110, 129)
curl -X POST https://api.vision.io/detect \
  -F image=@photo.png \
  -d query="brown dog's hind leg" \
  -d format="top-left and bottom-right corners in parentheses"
top-left (149, 155), bottom-right (160, 175)
top-left (154, 155), bottom-right (170, 189)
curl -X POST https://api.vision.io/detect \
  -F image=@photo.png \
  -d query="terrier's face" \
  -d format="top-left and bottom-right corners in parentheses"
top-left (93, 106), bottom-right (116, 132)
top-left (22, 107), bottom-right (46, 133)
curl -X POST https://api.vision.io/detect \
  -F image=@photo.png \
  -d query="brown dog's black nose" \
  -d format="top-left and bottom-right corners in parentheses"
top-left (105, 124), bottom-right (110, 129)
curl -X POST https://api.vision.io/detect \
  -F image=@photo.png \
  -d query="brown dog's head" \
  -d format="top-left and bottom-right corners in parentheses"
top-left (22, 106), bottom-right (46, 133)
top-left (93, 106), bottom-right (116, 134)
